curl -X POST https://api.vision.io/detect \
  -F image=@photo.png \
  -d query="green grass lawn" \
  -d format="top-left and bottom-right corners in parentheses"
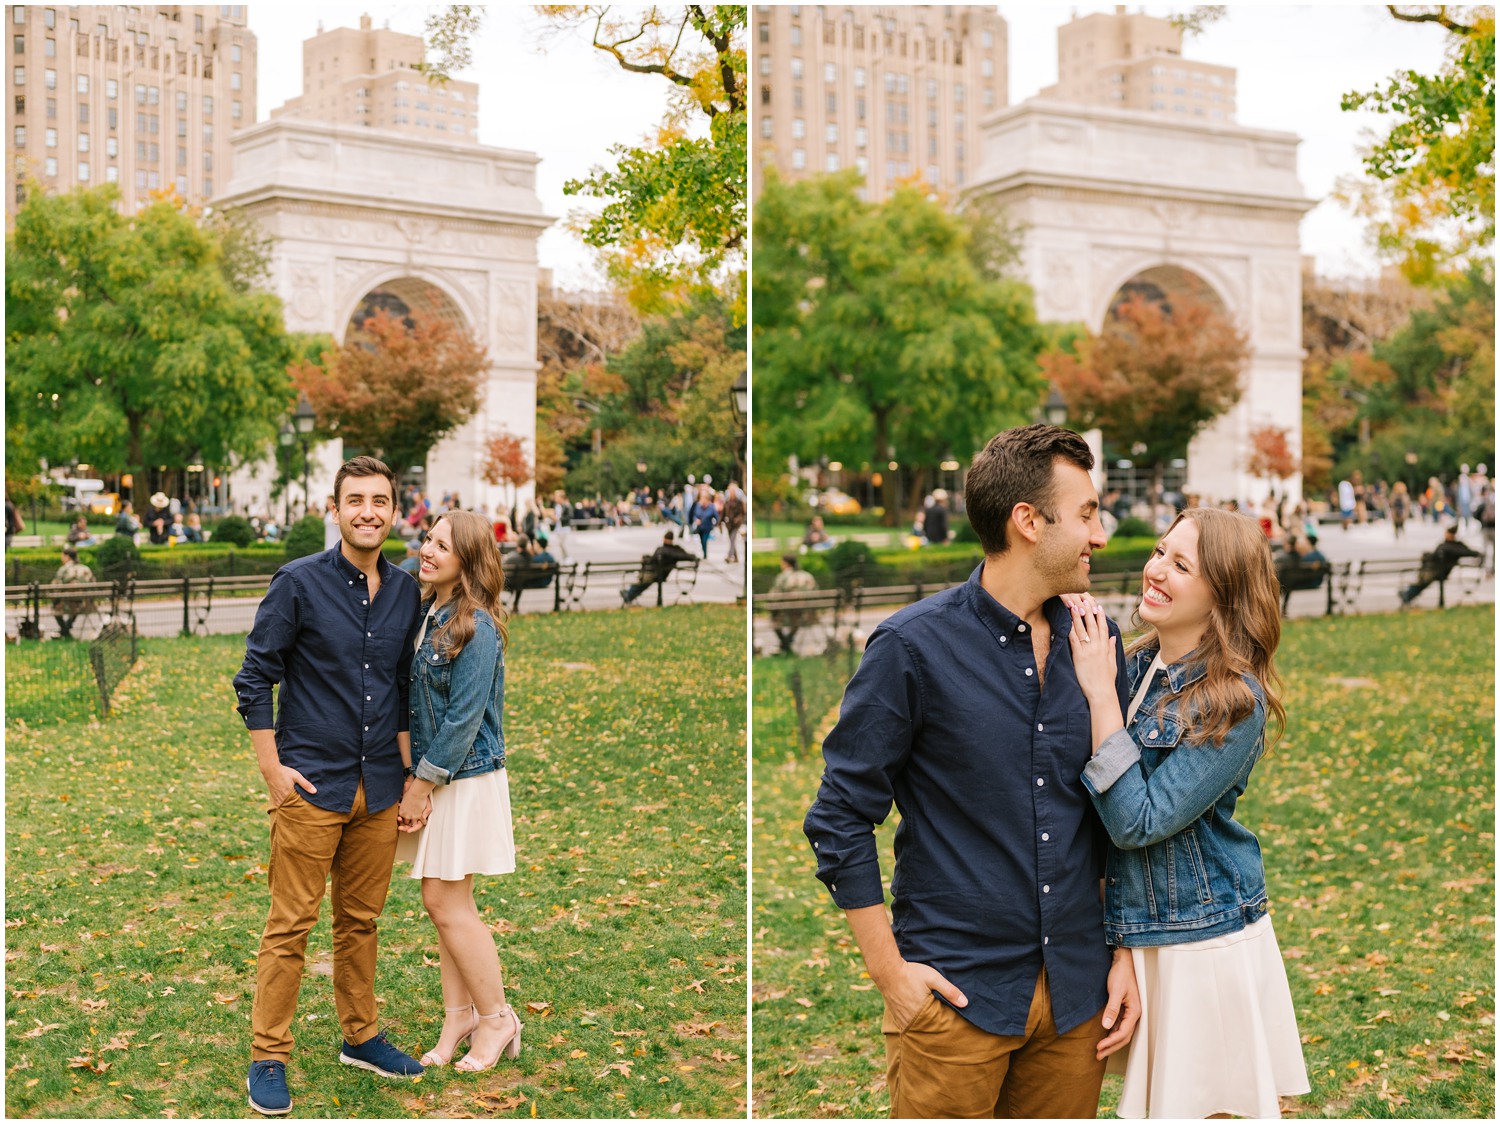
top-left (5, 605), bottom-right (747, 1119)
top-left (751, 606), bottom-right (1495, 1119)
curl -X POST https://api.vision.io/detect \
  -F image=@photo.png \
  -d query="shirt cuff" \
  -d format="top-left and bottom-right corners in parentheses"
top-left (238, 705), bottom-right (275, 729)
top-left (821, 857), bottom-right (886, 910)
top-left (413, 756), bottom-right (452, 786)
top-left (1082, 729), bottom-right (1141, 794)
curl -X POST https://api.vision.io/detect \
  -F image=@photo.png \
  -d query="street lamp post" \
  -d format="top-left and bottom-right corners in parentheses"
top-left (279, 420), bottom-right (295, 528)
top-left (729, 371), bottom-right (748, 603)
top-left (293, 393), bottom-right (317, 523)
top-left (1043, 382), bottom-right (1069, 427)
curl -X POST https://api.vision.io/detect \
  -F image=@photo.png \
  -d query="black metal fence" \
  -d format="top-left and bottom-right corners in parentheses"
top-left (6, 620), bottom-right (140, 724)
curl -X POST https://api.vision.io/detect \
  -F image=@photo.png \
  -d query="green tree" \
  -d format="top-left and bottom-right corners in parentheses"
top-left (1041, 288), bottom-right (1250, 517)
top-left (548, 5), bottom-right (747, 316)
top-left (753, 172), bottom-right (1047, 524)
top-left (1347, 262), bottom-right (1495, 483)
top-left (566, 290), bottom-right (745, 496)
top-left (5, 183), bottom-right (294, 485)
top-left (1340, 6), bottom-right (1495, 282)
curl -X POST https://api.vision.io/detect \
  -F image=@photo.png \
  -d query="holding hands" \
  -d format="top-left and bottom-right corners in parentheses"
top-left (398, 774), bottom-right (434, 833)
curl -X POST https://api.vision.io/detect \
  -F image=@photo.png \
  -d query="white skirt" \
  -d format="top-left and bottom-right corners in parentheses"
top-left (1108, 916), bottom-right (1310, 1119)
top-left (395, 767), bottom-right (516, 881)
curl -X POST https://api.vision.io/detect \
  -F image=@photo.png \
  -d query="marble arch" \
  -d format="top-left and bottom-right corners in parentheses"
top-left (969, 100), bottom-right (1316, 505)
top-left (215, 119), bottom-right (552, 518)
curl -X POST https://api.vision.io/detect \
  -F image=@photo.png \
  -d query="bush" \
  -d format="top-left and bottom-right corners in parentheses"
top-left (91, 534), bottom-right (140, 578)
top-left (951, 518), bottom-right (979, 544)
top-left (211, 514), bottom-right (257, 547)
top-left (283, 515), bottom-right (327, 561)
top-left (1114, 516), bottom-right (1155, 538)
top-left (822, 540), bottom-right (875, 596)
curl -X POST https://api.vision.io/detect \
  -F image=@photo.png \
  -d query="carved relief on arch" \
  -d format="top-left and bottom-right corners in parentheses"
top-left (492, 279), bottom-right (534, 355)
top-left (1254, 265), bottom-right (1297, 343)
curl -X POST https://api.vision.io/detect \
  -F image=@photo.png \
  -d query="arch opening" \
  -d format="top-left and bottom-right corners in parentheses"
top-left (346, 276), bottom-right (469, 338)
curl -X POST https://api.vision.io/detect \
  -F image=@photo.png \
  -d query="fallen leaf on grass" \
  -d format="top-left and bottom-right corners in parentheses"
top-left (67, 1055), bottom-right (110, 1073)
top-left (213, 992), bottom-right (239, 1005)
top-left (80, 999), bottom-right (107, 1012)
top-left (710, 1048), bottom-right (739, 1063)
top-left (525, 1001), bottom-right (551, 1014)
top-left (795, 997), bottom-right (815, 1008)
top-left (22, 1022), bottom-right (62, 1039)
top-left (477, 1093), bottom-right (527, 1111)
top-left (676, 1021), bottom-right (720, 1037)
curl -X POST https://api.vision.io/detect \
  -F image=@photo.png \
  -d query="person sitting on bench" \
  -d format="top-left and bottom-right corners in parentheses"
top-left (1275, 534), bottom-right (1329, 615)
top-left (769, 553), bottom-right (819, 653)
top-left (1399, 525), bottom-right (1480, 607)
top-left (622, 531), bottom-right (696, 606)
top-left (52, 544), bottom-right (96, 639)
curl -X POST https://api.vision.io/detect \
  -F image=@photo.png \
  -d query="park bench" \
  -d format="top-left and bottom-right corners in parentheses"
top-left (6, 576), bottom-right (131, 640)
top-left (8, 534), bottom-right (48, 549)
top-left (757, 588), bottom-right (845, 654)
top-left (570, 557), bottom-right (701, 608)
top-left (1274, 557), bottom-right (1344, 617)
top-left (505, 560), bottom-right (575, 613)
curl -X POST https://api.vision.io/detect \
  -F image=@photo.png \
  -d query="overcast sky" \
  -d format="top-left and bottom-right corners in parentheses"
top-left (248, 5), bottom-right (1452, 284)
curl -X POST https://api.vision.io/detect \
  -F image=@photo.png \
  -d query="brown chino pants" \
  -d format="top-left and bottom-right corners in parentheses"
top-left (251, 781), bottom-right (398, 1061)
top-left (884, 967), bottom-right (1108, 1119)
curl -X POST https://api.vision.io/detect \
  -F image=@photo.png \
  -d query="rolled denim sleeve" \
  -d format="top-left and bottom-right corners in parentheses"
top-left (803, 626), bottom-right (919, 910)
top-left (413, 613), bottom-right (498, 785)
top-left (233, 569), bottom-right (300, 730)
top-left (397, 605), bottom-right (421, 735)
top-left (1083, 692), bottom-right (1266, 849)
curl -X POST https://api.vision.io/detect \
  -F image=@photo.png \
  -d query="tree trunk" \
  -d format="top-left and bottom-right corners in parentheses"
top-left (873, 406), bottom-right (897, 527)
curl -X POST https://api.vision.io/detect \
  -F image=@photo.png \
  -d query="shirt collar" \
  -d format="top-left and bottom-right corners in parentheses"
top-left (1131, 643), bottom-right (1210, 692)
top-left (964, 564), bottom-right (1074, 648)
top-left (328, 544), bottom-right (394, 586)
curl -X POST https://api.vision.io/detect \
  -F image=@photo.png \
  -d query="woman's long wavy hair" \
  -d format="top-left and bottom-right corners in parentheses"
top-left (423, 510), bottom-right (509, 658)
top-left (1126, 507), bottom-right (1286, 751)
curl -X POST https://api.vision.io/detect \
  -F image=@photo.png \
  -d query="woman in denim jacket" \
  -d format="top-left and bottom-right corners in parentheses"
top-left (394, 511), bottom-right (521, 1073)
top-left (1069, 508), bottom-right (1308, 1118)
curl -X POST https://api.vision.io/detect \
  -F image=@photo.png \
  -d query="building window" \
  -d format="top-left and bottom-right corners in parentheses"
top-left (758, 54), bottom-right (770, 76)
top-left (105, 165), bottom-right (117, 182)
top-left (824, 62), bottom-right (836, 83)
top-left (77, 101), bottom-right (87, 123)
top-left (204, 153), bottom-right (212, 171)
top-left (106, 78), bottom-right (117, 99)
top-left (12, 35), bottom-right (21, 54)
top-left (176, 174), bottom-right (187, 194)
top-left (203, 95), bottom-right (213, 116)
top-left (43, 8), bottom-right (54, 29)
top-left (791, 147), bottom-right (806, 169)
top-left (825, 152), bottom-right (839, 172)
top-left (12, 9), bottom-right (23, 26)
top-left (77, 131), bottom-right (87, 151)
top-left (826, 122), bottom-right (838, 142)
top-left (232, 43), bottom-right (242, 63)
top-left (856, 95), bottom-right (865, 120)
top-left (14, 94), bottom-right (23, 115)
top-left (954, 83), bottom-right (964, 104)
top-left (982, 59), bottom-right (993, 77)
top-left (791, 117), bottom-right (805, 139)
top-left (106, 136), bottom-right (116, 156)
top-left (176, 145), bottom-right (185, 166)
top-left (45, 96), bottom-right (53, 117)
top-left (44, 37), bottom-right (54, 56)
top-left (177, 118), bottom-right (187, 137)
top-left (44, 126), bottom-right (55, 147)
top-left (855, 126), bottom-right (866, 148)
top-left (793, 86), bottom-right (803, 110)
top-left (982, 29), bottom-right (995, 50)
top-left (12, 66), bottom-right (23, 86)
top-left (44, 67), bottom-right (54, 89)
top-left (12, 125), bottom-right (24, 146)
top-left (203, 124), bottom-right (213, 142)
top-left (757, 22), bottom-right (768, 43)
top-left (232, 100), bottom-right (242, 120)
top-left (230, 72), bottom-right (241, 91)
top-left (77, 73), bottom-right (87, 93)
top-left (760, 115), bottom-right (772, 138)
top-left (854, 66), bottom-right (866, 89)
top-left (44, 156), bottom-right (56, 176)
top-left (790, 57), bottom-right (803, 79)
top-left (790, 25), bottom-right (801, 46)
top-left (77, 160), bottom-right (88, 181)
top-left (106, 107), bottom-right (115, 128)
top-left (984, 87), bottom-right (995, 108)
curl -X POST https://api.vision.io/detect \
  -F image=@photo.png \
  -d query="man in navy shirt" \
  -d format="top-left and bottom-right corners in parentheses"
top-left (234, 456), bottom-right (425, 1115)
top-left (805, 425), bottom-right (1141, 1118)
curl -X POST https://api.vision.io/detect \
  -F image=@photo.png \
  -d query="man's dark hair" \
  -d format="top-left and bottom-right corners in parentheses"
top-left (781, 552), bottom-right (800, 568)
top-left (964, 424), bottom-right (1095, 556)
top-left (663, 530), bottom-right (676, 543)
top-left (333, 456), bottom-right (397, 506)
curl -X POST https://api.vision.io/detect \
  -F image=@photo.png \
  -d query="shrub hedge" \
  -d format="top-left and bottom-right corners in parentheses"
top-left (4, 538), bottom-right (406, 585)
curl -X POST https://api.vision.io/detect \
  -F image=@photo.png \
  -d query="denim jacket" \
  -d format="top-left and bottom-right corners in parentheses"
top-left (1081, 645), bottom-right (1270, 947)
top-left (409, 599), bottom-right (505, 785)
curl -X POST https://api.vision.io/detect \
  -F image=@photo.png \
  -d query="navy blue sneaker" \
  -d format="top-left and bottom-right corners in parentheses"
top-left (247, 1059), bottom-right (292, 1116)
top-left (339, 1030), bottom-right (425, 1077)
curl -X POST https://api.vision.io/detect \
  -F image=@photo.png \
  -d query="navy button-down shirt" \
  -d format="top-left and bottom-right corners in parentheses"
top-left (234, 546), bottom-right (422, 815)
top-left (804, 566), bottom-right (1128, 1037)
